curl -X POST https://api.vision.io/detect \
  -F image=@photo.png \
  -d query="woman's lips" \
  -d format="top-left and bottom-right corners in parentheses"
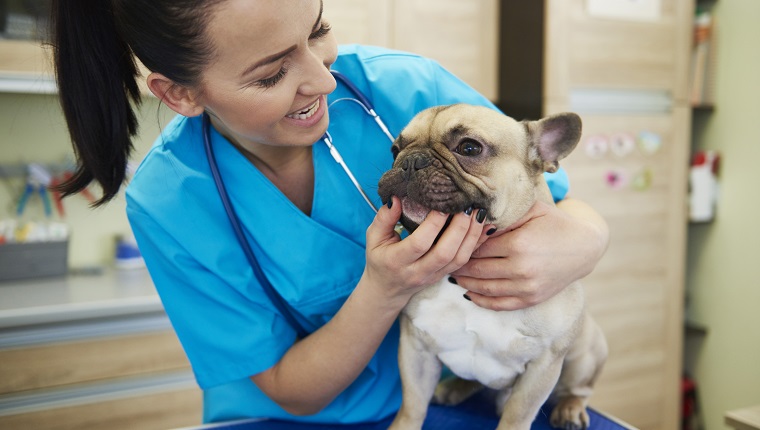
top-left (286, 98), bottom-right (320, 120)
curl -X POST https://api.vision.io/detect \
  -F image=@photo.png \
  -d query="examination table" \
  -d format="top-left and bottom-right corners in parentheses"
top-left (183, 393), bottom-right (636, 430)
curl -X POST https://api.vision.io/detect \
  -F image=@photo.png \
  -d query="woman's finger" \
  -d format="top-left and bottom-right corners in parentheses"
top-left (365, 196), bottom-right (403, 249)
top-left (451, 256), bottom-right (514, 281)
top-left (397, 210), bottom-right (453, 262)
top-left (436, 209), bottom-right (488, 274)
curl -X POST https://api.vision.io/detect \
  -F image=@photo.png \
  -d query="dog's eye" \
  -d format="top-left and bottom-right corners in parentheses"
top-left (455, 139), bottom-right (482, 156)
top-left (391, 145), bottom-right (400, 160)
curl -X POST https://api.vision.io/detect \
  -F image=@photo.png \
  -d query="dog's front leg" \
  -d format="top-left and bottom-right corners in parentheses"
top-left (496, 354), bottom-right (564, 430)
top-left (388, 313), bottom-right (443, 430)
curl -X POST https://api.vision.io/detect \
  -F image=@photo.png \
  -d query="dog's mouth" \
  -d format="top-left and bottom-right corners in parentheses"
top-left (378, 151), bottom-right (488, 232)
top-left (398, 195), bottom-right (486, 235)
top-left (400, 197), bottom-right (431, 227)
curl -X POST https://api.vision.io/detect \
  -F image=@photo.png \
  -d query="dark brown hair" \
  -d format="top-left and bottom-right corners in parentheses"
top-left (50, 0), bottom-right (223, 205)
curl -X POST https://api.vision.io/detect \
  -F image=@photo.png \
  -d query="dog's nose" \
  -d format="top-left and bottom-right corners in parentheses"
top-left (401, 154), bottom-right (431, 179)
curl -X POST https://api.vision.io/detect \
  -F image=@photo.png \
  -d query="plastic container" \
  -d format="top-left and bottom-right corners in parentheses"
top-left (0, 240), bottom-right (69, 282)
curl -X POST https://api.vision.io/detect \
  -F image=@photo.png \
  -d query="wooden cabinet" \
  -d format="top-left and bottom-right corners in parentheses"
top-left (0, 39), bottom-right (54, 93)
top-left (0, 270), bottom-right (202, 429)
top-left (0, 1), bottom-right (500, 99)
top-left (500, 1), bottom-right (693, 429)
top-left (325, 0), bottom-right (499, 100)
top-left (0, 329), bottom-right (202, 429)
top-left (390, 0), bottom-right (499, 101)
top-left (0, 2), bottom-right (497, 96)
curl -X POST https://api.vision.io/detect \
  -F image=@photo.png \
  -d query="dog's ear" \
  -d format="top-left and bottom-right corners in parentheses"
top-left (526, 113), bottom-right (582, 173)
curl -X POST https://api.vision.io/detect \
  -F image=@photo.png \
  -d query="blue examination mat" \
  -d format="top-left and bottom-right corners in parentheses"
top-left (191, 395), bottom-right (634, 430)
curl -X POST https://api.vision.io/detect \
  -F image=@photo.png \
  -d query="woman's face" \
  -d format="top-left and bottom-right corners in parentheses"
top-left (197, 0), bottom-right (337, 152)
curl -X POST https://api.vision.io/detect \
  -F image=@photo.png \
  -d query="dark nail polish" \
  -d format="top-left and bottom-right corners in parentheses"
top-left (476, 209), bottom-right (487, 223)
top-left (448, 276), bottom-right (457, 285)
top-left (463, 294), bottom-right (472, 301)
top-left (464, 206), bottom-right (473, 216)
top-left (486, 228), bottom-right (497, 236)
top-left (387, 198), bottom-right (393, 209)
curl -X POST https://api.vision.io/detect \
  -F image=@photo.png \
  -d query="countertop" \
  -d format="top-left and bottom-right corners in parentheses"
top-left (0, 268), bottom-right (162, 330)
top-left (726, 405), bottom-right (760, 430)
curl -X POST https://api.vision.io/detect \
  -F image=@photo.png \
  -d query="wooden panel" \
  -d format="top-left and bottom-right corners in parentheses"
top-left (0, 40), bottom-right (51, 77)
top-left (0, 387), bottom-right (202, 430)
top-left (392, 0), bottom-right (499, 100)
top-left (323, 0), bottom-right (392, 47)
top-left (0, 331), bottom-right (190, 395)
top-left (545, 0), bottom-right (694, 102)
top-left (558, 109), bottom-right (689, 430)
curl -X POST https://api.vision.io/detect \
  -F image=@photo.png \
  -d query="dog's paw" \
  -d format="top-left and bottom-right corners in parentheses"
top-left (549, 397), bottom-right (590, 430)
top-left (432, 377), bottom-right (484, 406)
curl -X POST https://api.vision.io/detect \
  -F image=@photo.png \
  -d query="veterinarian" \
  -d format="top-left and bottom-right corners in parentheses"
top-left (50, 0), bottom-right (609, 425)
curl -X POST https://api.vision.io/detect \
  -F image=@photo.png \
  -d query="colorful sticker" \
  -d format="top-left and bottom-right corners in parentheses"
top-left (638, 131), bottom-right (663, 155)
top-left (605, 169), bottom-right (630, 189)
top-left (585, 135), bottom-right (609, 159)
top-left (610, 133), bottom-right (636, 157)
top-left (631, 167), bottom-right (653, 191)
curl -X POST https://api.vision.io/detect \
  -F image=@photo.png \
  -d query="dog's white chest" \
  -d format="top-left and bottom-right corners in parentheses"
top-left (406, 280), bottom-right (553, 389)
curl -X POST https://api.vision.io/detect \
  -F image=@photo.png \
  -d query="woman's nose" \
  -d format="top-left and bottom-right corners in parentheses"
top-left (299, 44), bottom-right (338, 96)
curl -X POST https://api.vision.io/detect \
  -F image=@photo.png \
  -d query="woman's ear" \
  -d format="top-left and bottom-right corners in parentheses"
top-left (147, 72), bottom-right (205, 117)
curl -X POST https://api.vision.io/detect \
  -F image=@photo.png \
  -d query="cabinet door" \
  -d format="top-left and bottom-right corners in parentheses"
top-left (325, 0), bottom-right (499, 101)
top-left (392, 0), bottom-right (499, 100)
top-left (324, 0), bottom-right (392, 47)
top-left (557, 107), bottom-right (690, 430)
top-left (545, 0), bottom-right (694, 104)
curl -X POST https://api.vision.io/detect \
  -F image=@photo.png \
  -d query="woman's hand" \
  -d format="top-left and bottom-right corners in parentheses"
top-left (363, 196), bottom-right (488, 307)
top-left (251, 197), bottom-right (488, 415)
top-left (450, 198), bottom-right (609, 311)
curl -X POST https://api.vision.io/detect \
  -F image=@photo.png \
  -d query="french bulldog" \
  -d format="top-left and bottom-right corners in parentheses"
top-left (377, 104), bottom-right (608, 430)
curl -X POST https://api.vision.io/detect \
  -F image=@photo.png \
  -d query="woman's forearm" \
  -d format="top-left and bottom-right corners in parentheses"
top-left (250, 274), bottom-right (407, 415)
top-left (250, 202), bottom-right (488, 415)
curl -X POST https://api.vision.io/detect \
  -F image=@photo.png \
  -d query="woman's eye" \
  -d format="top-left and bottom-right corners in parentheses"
top-left (254, 67), bottom-right (288, 89)
top-left (455, 139), bottom-right (482, 156)
top-left (309, 22), bottom-right (332, 40)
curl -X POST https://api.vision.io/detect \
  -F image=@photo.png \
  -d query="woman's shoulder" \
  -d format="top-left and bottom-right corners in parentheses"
top-left (334, 44), bottom-right (441, 81)
top-left (332, 44), bottom-right (496, 133)
top-left (126, 114), bottom-right (209, 207)
top-left (337, 44), bottom-right (430, 62)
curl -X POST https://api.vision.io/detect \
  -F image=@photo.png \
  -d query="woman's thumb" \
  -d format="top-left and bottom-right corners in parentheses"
top-left (367, 196), bottom-right (402, 244)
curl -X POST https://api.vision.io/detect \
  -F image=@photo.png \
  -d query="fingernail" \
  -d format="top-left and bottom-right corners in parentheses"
top-left (464, 206), bottom-right (473, 216)
top-left (486, 227), bottom-right (497, 236)
top-left (448, 276), bottom-right (457, 285)
top-left (476, 209), bottom-right (487, 223)
top-left (463, 294), bottom-right (472, 301)
top-left (387, 198), bottom-right (393, 209)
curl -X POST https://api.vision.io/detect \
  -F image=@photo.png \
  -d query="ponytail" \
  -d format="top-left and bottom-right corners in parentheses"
top-left (50, 0), bottom-right (222, 205)
top-left (51, 0), bottom-right (141, 206)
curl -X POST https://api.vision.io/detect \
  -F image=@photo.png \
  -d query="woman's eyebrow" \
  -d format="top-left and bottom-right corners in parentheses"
top-left (240, 46), bottom-right (297, 79)
top-left (239, 1), bottom-right (324, 80)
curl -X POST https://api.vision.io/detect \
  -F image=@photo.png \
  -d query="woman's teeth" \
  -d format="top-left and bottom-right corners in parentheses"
top-left (287, 99), bottom-right (320, 120)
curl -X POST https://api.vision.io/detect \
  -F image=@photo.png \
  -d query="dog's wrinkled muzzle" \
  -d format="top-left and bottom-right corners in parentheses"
top-left (378, 151), bottom-right (485, 232)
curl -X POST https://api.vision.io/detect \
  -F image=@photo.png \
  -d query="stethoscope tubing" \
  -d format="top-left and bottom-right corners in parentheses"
top-left (202, 70), bottom-right (395, 337)
top-left (203, 112), bottom-right (308, 338)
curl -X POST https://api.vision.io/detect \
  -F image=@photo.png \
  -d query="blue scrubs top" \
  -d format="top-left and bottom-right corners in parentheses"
top-left (126, 45), bottom-right (569, 424)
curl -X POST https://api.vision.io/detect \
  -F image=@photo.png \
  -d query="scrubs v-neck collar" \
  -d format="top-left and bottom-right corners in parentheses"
top-left (206, 124), bottom-right (377, 329)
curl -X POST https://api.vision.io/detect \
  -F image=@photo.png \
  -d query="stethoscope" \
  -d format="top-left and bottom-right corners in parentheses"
top-left (203, 70), bottom-right (395, 337)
